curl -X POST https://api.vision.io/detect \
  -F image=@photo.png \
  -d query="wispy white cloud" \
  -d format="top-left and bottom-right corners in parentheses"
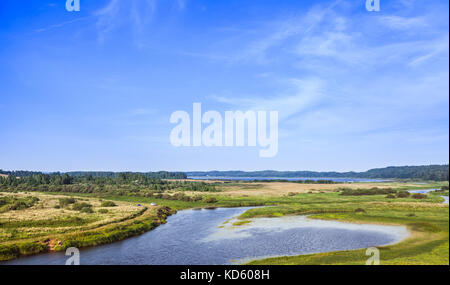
top-left (408, 36), bottom-right (449, 66)
top-left (204, 0), bottom-right (448, 143)
top-left (227, 1), bottom-right (344, 65)
top-left (296, 31), bottom-right (449, 69)
top-left (378, 15), bottom-right (428, 30)
top-left (212, 78), bottom-right (325, 121)
top-left (95, 0), bottom-right (121, 43)
top-left (183, 0), bottom-right (447, 73)
top-left (34, 17), bottom-right (88, 33)
top-left (95, 0), bottom-right (180, 46)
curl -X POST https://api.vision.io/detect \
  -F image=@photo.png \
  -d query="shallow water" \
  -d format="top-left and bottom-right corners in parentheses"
top-left (2, 207), bottom-right (409, 265)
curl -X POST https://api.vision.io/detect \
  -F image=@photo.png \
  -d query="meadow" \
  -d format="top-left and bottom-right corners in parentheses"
top-left (0, 192), bottom-right (173, 261)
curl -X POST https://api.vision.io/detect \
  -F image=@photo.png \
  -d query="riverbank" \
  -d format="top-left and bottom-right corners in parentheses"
top-left (0, 192), bottom-right (175, 261)
top-left (242, 193), bottom-right (448, 265)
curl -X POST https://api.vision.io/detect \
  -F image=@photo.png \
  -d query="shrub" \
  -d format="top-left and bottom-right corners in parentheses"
top-left (0, 196), bottom-right (40, 212)
top-left (288, 192), bottom-right (296, 196)
top-left (386, 194), bottom-right (396, 199)
top-left (191, 195), bottom-right (203, 202)
top-left (396, 191), bottom-right (410, 198)
top-left (8, 201), bottom-right (29, 210)
top-left (59, 198), bottom-right (76, 207)
top-left (412, 193), bottom-right (427, 199)
top-left (100, 201), bottom-right (117, 207)
top-left (340, 188), bottom-right (396, 196)
top-left (204, 197), bottom-right (217, 203)
top-left (355, 208), bottom-right (366, 213)
top-left (72, 202), bottom-right (92, 211)
top-left (80, 207), bottom-right (94, 213)
top-left (98, 209), bottom-right (108, 214)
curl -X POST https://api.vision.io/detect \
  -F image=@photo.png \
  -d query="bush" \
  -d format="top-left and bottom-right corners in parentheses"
top-left (80, 207), bottom-right (94, 213)
top-left (191, 195), bottom-right (202, 202)
top-left (8, 201), bottom-right (29, 210)
top-left (101, 201), bottom-right (117, 207)
top-left (287, 192), bottom-right (296, 196)
top-left (204, 197), bottom-right (217, 203)
top-left (98, 209), bottom-right (108, 214)
top-left (355, 208), bottom-right (366, 213)
top-left (340, 188), bottom-right (396, 196)
top-left (0, 196), bottom-right (40, 212)
top-left (412, 193), bottom-right (427, 199)
top-left (72, 202), bottom-right (92, 211)
top-left (386, 194), bottom-right (396, 199)
top-left (59, 198), bottom-right (76, 207)
top-left (396, 191), bottom-right (410, 198)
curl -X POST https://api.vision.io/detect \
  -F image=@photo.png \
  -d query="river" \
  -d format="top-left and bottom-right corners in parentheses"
top-left (2, 207), bottom-right (409, 265)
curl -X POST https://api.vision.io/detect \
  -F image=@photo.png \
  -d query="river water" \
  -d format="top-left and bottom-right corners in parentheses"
top-left (2, 207), bottom-right (409, 265)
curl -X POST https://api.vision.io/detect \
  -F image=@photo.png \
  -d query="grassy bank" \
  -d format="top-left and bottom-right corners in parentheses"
top-left (0, 192), bottom-right (174, 261)
top-left (243, 191), bottom-right (448, 265)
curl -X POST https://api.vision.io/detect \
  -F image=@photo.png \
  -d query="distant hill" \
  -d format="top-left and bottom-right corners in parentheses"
top-left (187, 165), bottom-right (449, 181)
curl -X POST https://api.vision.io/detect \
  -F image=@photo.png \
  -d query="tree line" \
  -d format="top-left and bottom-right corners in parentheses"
top-left (0, 172), bottom-right (216, 193)
top-left (0, 170), bottom-right (186, 179)
top-left (187, 164), bottom-right (449, 181)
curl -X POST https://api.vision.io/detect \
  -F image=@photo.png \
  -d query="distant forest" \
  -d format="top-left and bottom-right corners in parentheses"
top-left (66, 171), bottom-right (187, 179)
top-left (1, 165), bottom-right (448, 181)
top-left (187, 165), bottom-right (449, 181)
top-left (0, 171), bottom-right (213, 193)
top-left (0, 170), bottom-right (187, 179)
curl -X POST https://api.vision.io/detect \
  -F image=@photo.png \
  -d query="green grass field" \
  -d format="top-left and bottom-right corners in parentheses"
top-left (241, 191), bottom-right (448, 265)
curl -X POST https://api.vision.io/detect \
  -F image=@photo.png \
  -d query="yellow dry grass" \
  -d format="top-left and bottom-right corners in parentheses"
top-left (0, 192), bottom-right (141, 222)
top-left (0, 192), bottom-right (159, 244)
top-left (211, 182), bottom-right (397, 197)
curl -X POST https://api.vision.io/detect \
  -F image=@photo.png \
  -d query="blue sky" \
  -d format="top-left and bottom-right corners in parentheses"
top-left (0, 0), bottom-right (448, 172)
